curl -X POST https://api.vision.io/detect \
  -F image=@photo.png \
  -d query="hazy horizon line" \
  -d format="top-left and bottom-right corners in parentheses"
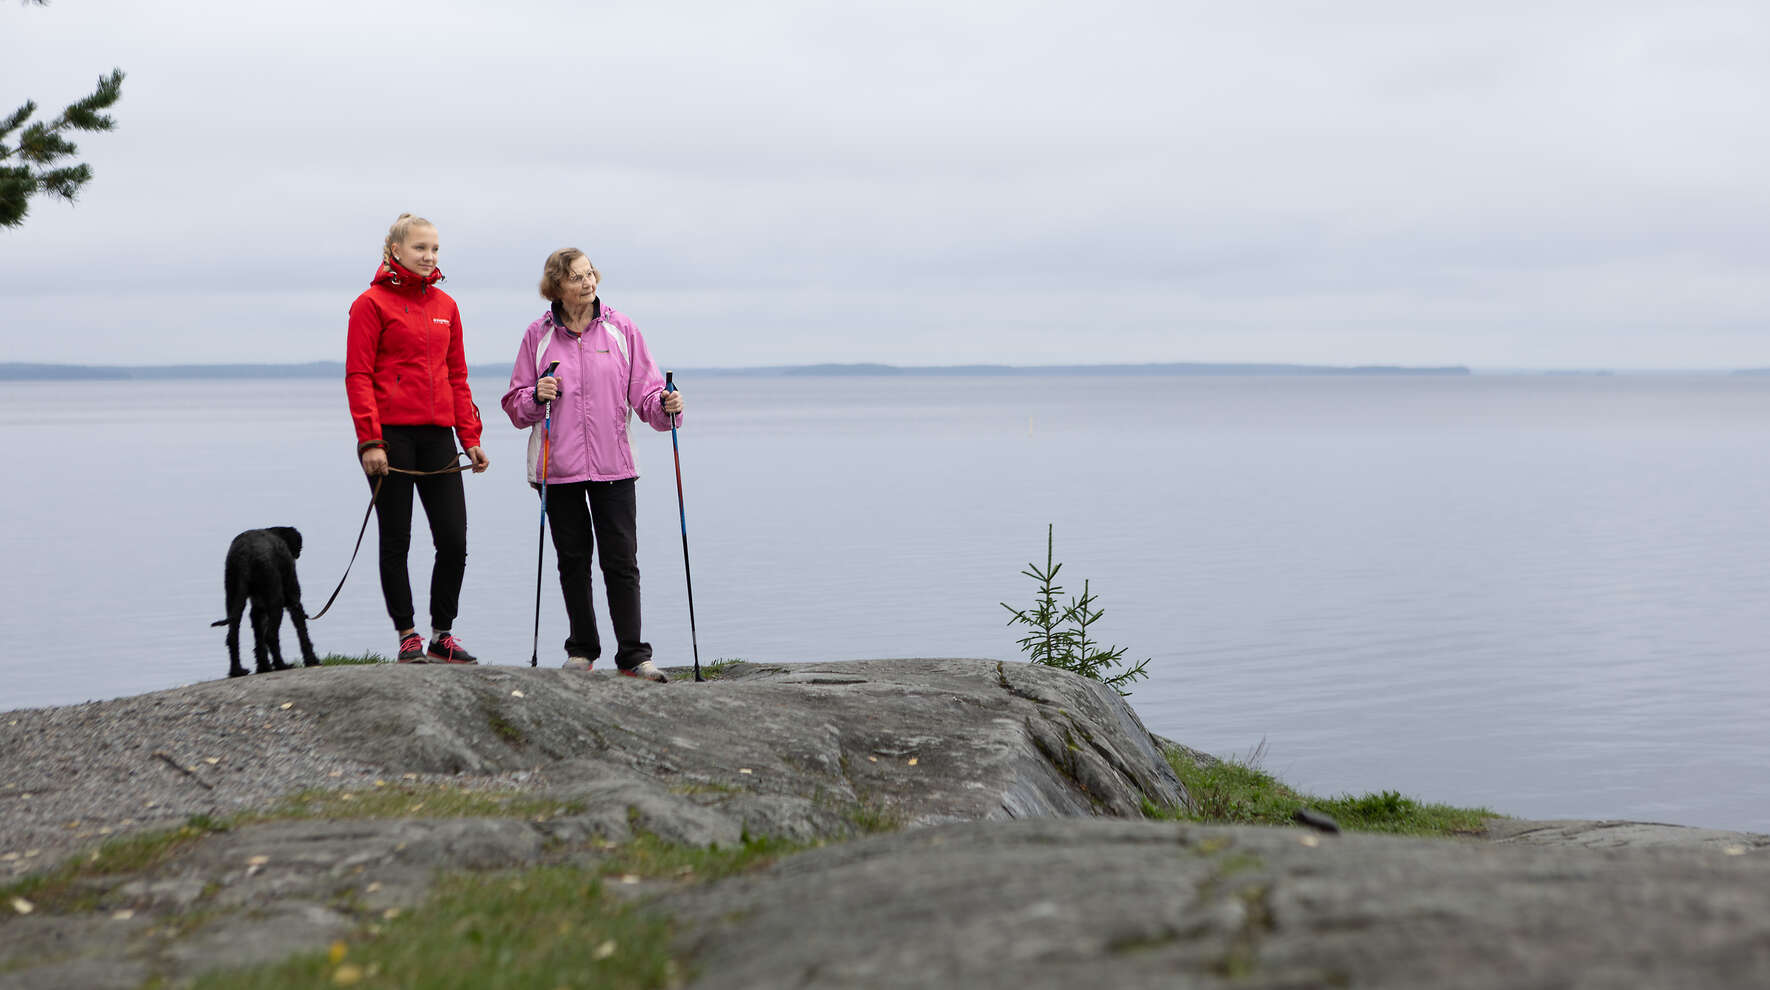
top-left (3, 360), bottom-right (1767, 381)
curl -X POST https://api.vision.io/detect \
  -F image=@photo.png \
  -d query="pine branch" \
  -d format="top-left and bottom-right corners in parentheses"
top-left (6, 71), bottom-right (124, 162)
top-left (16, 124), bottom-right (78, 164)
top-left (0, 102), bottom-right (34, 150)
top-left (64, 68), bottom-right (124, 131)
top-left (36, 163), bottom-right (90, 201)
top-left (21, 70), bottom-right (125, 148)
top-left (0, 167), bottom-right (32, 227)
top-left (1, 69), bottom-right (125, 228)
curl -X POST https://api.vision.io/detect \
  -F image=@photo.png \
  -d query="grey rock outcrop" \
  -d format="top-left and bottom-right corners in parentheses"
top-left (2, 816), bottom-right (552, 990)
top-left (1484, 816), bottom-right (1770, 852)
top-left (2, 658), bottom-right (1185, 869)
top-left (663, 817), bottom-right (1770, 989)
top-left (0, 658), bottom-right (1186, 989)
top-left (6, 658), bottom-right (1770, 989)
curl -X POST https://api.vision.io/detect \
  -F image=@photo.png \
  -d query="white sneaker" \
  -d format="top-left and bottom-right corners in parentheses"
top-left (620, 659), bottom-right (669, 683)
top-left (562, 657), bottom-right (594, 671)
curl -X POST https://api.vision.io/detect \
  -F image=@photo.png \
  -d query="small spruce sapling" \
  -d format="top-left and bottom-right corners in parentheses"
top-left (1002, 525), bottom-right (1150, 695)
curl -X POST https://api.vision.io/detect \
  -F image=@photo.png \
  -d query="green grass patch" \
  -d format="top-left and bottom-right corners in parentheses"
top-left (318, 652), bottom-right (386, 666)
top-left (187, 865), bottom-right (678, 990)
top-left (1, 786), bottom-right (587, 920)
top-left (0, 816), bottom-right (230, 916)
top-left (671, 657), bottom-right (746, 681)
top-left (844, 798), bottom-right (905, 837)
top-left (1155, 745), bottom-right (1496, 837)
top-left (188, 831), bottom-right (804, 990)
top-left (599, 828), bottom-right (804, 882)
top-left (481, 704), bottom-right (526, 747)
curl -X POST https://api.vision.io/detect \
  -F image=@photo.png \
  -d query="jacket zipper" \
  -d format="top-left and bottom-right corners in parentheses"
top-left (422, 285), bottom-right (439, 420)
top-left (578, 333), bottom-right (589, 470)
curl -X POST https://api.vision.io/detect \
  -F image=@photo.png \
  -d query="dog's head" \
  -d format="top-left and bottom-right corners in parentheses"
top-left (268, 526), bottom-right (304, 558)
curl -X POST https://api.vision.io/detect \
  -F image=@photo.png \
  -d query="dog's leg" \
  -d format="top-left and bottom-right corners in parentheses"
top-left (258, 562), bottom-right (292, 672)
top-left (282, 559), bottom-right (322, 667)
top-left (266, 605), bottom-right (293, 672)
top-left (250, 602), bottom-right (273, 674)
top-left (224, 559), bottom-right (249, 678)
top-left (226, 612), bottom-right (248, 678)
top-left (290, 604), bottom-right (321, 667)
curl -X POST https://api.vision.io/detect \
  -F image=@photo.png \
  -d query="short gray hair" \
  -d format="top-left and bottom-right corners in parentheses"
top-left (539, 248), bottom-right (600, 301)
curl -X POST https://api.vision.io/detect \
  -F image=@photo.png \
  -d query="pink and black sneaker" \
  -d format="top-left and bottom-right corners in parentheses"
top-left (396, 632), bottom-right (427, 663)
top-left (427, 633), bottom-right (478, 665)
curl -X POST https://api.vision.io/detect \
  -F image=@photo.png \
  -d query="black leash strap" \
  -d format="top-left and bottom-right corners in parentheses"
top-left (308, 453), bottom-right (472, 621)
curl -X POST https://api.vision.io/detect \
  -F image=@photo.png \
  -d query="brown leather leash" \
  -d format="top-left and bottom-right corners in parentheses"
top-left (308, 453), bottom-right (472, 620)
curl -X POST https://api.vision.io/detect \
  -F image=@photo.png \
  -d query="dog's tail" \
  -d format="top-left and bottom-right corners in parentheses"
top-left (210, 618), bottom-right (227, 627)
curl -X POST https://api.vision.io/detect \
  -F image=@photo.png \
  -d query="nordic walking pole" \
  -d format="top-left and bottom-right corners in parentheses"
top-left (530, 360), bottom-right (560, 667)
top-left (665, 371), bottom-right (703, 682)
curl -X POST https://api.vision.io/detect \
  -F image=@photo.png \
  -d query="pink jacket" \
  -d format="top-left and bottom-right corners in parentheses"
top-left (500, 301), bottom-right (677, 485)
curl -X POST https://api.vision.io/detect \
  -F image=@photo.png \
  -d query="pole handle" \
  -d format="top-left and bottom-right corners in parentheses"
top-left (664, 370), bottom-right (677, 424)
top-left (537, 361), bottom-right (560, 408)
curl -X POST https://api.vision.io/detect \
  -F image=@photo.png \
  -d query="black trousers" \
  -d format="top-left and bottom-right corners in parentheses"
top-left (546, 478), bottom-right (650, 669)
top-left (370, 425), bottom-right (466, 632)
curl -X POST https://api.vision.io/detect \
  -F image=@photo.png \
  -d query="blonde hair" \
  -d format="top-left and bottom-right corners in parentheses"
top-left (382, 213), bottom-right (436, 264)
top-left (539, 248), bottom-right (600, 301)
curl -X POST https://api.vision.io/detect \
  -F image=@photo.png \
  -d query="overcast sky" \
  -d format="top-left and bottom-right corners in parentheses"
top-left (3, 0), bottom-right (1768, 369)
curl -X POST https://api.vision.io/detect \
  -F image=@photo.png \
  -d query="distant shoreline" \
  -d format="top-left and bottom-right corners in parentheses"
top-left (1, 360), bottom-right (1479, 381)
top-left (7, 361), bottom-right (1768, 382)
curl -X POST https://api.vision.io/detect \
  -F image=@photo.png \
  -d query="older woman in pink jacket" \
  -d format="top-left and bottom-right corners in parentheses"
top-left (501, 249), bottom-right (683, 680)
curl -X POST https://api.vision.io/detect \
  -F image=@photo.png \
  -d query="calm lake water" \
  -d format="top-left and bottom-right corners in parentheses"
top-left (5, 374), bottom-right (1770, 832)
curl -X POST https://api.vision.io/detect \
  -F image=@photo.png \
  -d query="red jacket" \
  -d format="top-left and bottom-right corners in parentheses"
top-left (345, 260), bottom-right (483, 452)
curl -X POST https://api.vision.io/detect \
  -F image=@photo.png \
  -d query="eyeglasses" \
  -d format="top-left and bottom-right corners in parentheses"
top-left (565, 272), bottom-right (598, 286)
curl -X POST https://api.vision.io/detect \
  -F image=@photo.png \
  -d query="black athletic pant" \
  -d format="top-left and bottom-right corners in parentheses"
top-left (546, 478), bottom-right (650, 669)
top-left (370, 425), bottom-right (467, 633)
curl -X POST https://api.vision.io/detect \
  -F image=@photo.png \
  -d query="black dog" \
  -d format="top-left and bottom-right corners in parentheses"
top-left (210, 526), bottom-right (321, 678)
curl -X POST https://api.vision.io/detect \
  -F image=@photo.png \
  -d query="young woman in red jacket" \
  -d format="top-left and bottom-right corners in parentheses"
top-left (345, 213), bottom-right (491, 663)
